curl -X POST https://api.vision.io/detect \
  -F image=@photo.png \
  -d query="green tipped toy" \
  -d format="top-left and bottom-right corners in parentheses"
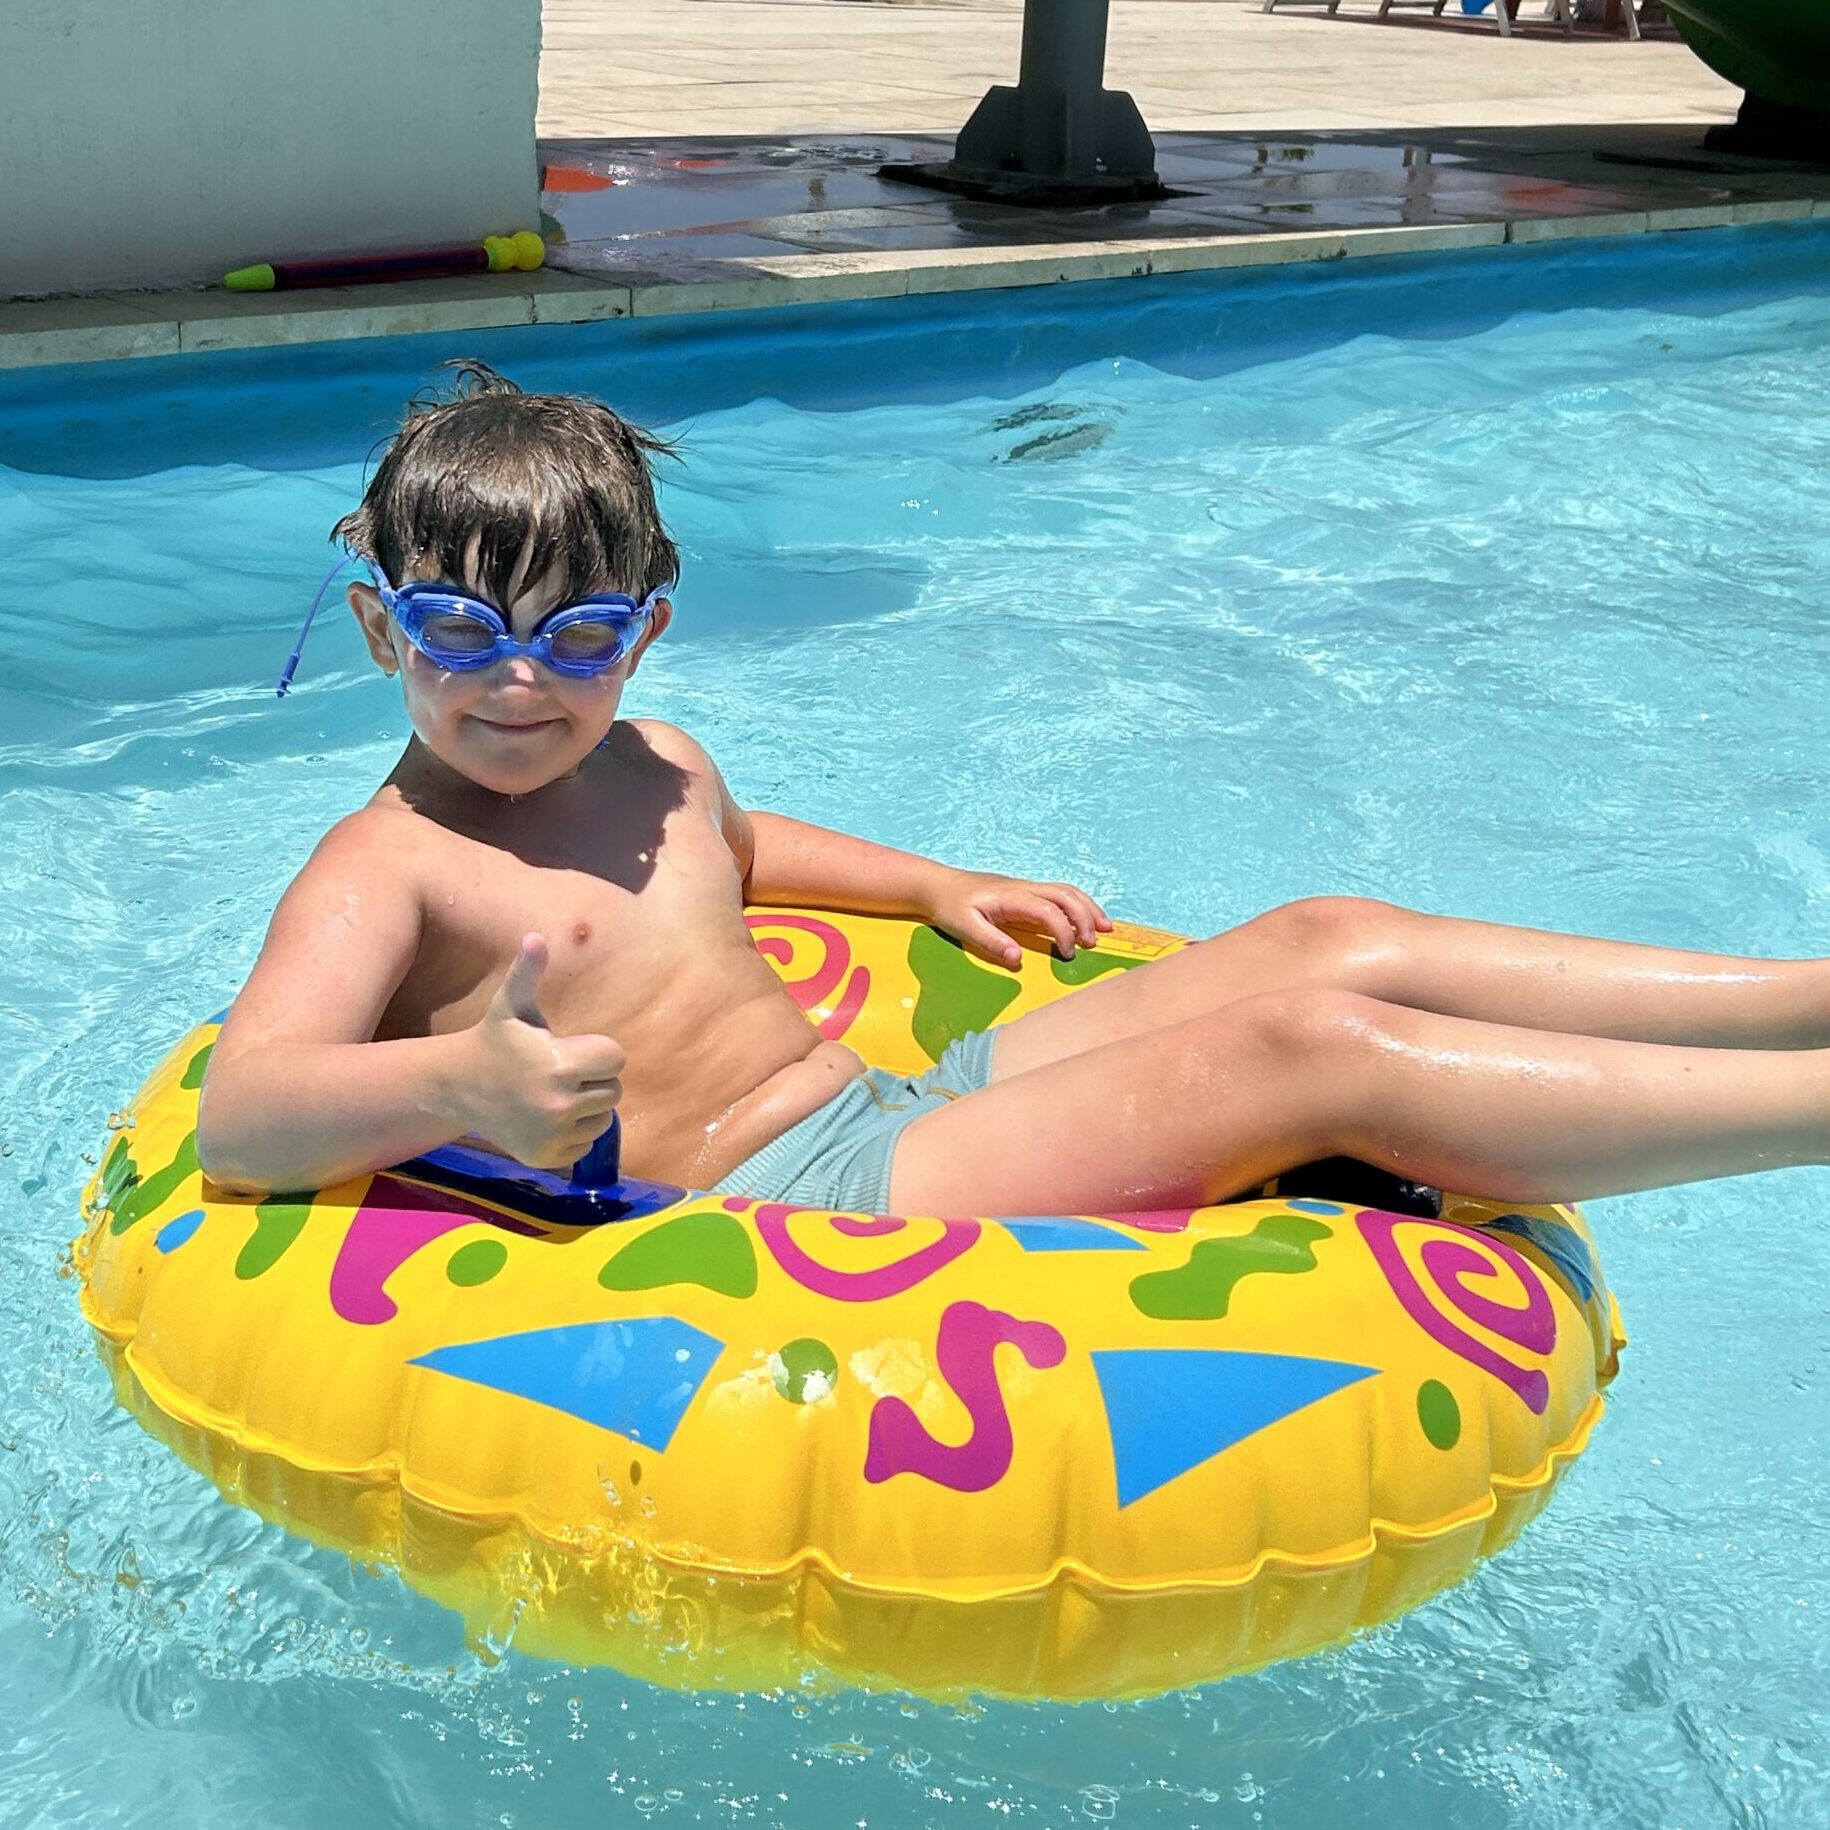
top-left (223, 232), bottom-right (544, 292)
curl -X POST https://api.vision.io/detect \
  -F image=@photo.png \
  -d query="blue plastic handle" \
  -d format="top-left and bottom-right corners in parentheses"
top-left (572, 1113), bottom-right (622, 1190)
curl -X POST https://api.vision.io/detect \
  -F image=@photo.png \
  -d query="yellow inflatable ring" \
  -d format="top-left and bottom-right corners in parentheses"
top-left (75, 913), bottom-right (1624, 1700)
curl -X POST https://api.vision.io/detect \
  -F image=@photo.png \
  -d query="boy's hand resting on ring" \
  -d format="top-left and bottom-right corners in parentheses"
top-left (923, 870), bottom-right (1112, 971)
top-left (462, 933), bottom-right (625, 1169)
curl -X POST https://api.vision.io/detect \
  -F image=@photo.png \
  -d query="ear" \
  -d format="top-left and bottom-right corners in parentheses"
top-left (348, 583), bottom-right (399, 676)
top-left (624, 595), bottom-right (673, 675)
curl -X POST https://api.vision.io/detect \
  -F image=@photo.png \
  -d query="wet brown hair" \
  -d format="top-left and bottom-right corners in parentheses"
top-left (332, 360), bottom-right (680, 605)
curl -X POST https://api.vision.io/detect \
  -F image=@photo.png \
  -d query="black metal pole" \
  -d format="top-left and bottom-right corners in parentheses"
top-left (882, 0), bottom-right (1164, 207)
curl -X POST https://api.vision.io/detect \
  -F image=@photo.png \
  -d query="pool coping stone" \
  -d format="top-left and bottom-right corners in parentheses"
top-left (3, 197), bottom-right (1825, 371)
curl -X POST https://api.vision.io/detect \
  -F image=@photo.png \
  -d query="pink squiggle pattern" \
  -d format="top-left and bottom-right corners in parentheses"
top-left (755, 1203), bottom-right (981, 1302)
top-left (1358, 1210), bottom-right (1555, 1414)
top-left (330, 1177), bottom-right (540, 1325)
top-left (864, 1299), bottom-right (1067, 1492)
top-left (746, 913), bottom-right (871, 1042)
top-left (832, 1213), bottom-right (905, 1238)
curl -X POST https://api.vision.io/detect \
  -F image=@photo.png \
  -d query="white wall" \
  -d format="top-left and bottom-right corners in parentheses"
top-left (0, 0), bottom-right (541, 299)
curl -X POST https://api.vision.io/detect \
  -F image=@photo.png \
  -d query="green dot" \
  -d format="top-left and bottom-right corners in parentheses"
top-left (1417, 1379), bottom-right (1461, 1451)
top-left (446, 1238), bottom-right (508, 1287)
top-left (772, 1338), bottom-right (839, 1405)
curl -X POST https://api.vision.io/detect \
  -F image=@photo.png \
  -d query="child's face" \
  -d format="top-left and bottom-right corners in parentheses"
top-left (349, 549), bottom-right (670, 797)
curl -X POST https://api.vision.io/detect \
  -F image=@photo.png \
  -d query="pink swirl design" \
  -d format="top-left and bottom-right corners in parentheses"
top-left (745, 913), bottom-right (871, 1042)
top-left (330, 1177), bottom-right (540, 1325)
top-left (864, 1299), bottom-right (1067, 1492)
top-left (755, 1203), bottom-right (981, 1301)
top-left (1358, 1211), bottom-right (1556, 1414)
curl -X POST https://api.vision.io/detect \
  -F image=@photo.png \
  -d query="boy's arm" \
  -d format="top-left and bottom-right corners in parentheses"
top-left (199, 818), bottom-right (623, 1194)
top-left (640, 720), bottom-right (1112, 966)
top-left (745, 808), bottom-right (1108, 967)
top-left (197, 817), bottom-right (477, 1192)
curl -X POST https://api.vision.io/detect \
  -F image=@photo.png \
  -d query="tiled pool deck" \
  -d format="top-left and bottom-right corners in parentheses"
top-left (6, 1), bottom-right (1826, 369)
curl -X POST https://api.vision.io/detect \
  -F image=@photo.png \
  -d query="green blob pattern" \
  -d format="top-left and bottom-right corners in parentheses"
top-left (1417, 1379), bottom-right (1462, 1451)
top-left (1048, 949), bottom-right (1140, 988)
top-left (1129, 1213), bottom-right (1333, 1320)
top-left (772, 1337), bottom-right (839, 1405)
top-left (179, 1043), bottom-right (214, 1090)
top-left (447, 1238), bottom-right (509, 1287)
top-left (98, 1135), bottom-right (135, 1210)
top-left (600, 1210), bottom-right (758, 1299)
top-left (235, 1198), bottom-right (310, 1280)
top-left (107, 1131), bottom-right (200, 1236)
top-left (907, 924), bottom-right (1022, 1062)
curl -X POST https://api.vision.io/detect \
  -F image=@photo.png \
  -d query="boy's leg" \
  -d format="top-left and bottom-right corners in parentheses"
top-left (891, 984), bottom-right (1830, 1215)
top-left (993, 897), bottom-right (1830, 1083)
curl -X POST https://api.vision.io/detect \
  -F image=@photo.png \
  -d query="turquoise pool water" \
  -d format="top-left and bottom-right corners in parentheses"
top-left (3, 234), bottom-right (1829, 1827)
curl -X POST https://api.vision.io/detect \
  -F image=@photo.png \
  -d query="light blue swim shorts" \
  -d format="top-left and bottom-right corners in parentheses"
top-left (708, 1028), bottom-right (998, 1214)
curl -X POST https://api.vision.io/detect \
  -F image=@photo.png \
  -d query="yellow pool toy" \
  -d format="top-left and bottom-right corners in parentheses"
top-left (75, 912), bottom-right (1623, 1700)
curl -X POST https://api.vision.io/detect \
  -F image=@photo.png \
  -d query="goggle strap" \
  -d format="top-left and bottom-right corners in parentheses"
top-left (276, 554), bottom-right (358, 698)
top-left (278, 566), bottom-right (669, 695)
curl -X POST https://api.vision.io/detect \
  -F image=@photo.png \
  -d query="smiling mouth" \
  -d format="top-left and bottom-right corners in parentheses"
top-left (474, 715), bottom-right (562, 732)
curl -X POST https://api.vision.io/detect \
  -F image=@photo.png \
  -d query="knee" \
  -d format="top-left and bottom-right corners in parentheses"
top-left (1250, 895), bottom-right (1409, 964)
top-left (1218, 985), bottom-right (1389, 1064)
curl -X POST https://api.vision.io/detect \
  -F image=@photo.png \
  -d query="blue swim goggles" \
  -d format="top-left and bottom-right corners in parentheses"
top-left (277, 559), bottom-right (664, 696)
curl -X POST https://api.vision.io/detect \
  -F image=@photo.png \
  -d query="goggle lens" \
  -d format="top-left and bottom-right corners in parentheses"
top-left (420, 609), bottom-right (502, 660)
top-left (547, 618), bottom-right (630, 667)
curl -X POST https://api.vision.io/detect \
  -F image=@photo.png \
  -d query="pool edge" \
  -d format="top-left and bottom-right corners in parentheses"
top-left (4, 197), bottom-right (1825, 373)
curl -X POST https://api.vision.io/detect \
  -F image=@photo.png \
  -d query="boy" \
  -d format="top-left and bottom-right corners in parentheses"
top-left (200, 366), bottom-right (1830, 1215)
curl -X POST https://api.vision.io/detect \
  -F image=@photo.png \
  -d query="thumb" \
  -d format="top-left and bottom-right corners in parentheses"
top-left (969, 912), bottom-right (1023, 970)
top-left (494, 932), bottom-right (550, 1027)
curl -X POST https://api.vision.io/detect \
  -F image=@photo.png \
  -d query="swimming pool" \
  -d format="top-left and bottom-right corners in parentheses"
top-left (4, 227), bottom-right (1828, 1826)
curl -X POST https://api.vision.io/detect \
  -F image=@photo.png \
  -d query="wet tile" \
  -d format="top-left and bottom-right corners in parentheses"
top-left (1507, 209), bottom-right (1653, 243)
top-left (900, 243), bottom-right (1158, 296)
top-left (1146, 230), bottom-right (1349, 273)
top-left (553, 230), bottom-right (815, 271)
top-left (0, 295), bottom-right (179, 368)
top-left (543, 169), bottom-right (929, 242)
top-left (525, 271), bottom-right (633, 322)
top-left (1738, 198), bottom-right (1821, 223)
top-left (168, 275), bottom-right (539, 353)
top-left (1339, 221), bottom-right (1509, 257)
top-left (763, 212), bottom-right (1120, 254)
top-left (620, 260), bottom-right (909, 316)
top-left (1638, 202), bottom-right (1743, 232)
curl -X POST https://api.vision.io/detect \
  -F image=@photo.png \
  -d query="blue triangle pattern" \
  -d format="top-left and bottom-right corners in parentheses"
top-left (998, 1216), bottom-right (1147, 1253)
top-left (413, 1316), bottom-right (724, 1451)
top-left (1091, 1348), bottom-right (1377, 1508)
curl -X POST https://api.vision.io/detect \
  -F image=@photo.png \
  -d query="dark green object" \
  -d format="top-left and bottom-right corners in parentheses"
top-left (235, 1197), bottom-right (309, 1280)
top-left (447, 1239), bottom-right (509, 1287)
top-left (907, 924), bottom-right (1022, 1063)
top-left (108, 1130), bottom-right (200, 1236)
top-left (179, 1043), bottom-right (214, 1090)
top-left (1049, 948), bottom-right (1138, 988)
top-left (1669, 1), bottom-right (1830, 122)
top-left (1417, 1379), bottom-right (1462, 1451)
top-left (772, 1338), bottom-right (839, 1404)
top-left (600, 1210), bottom-right (758, 1299)
top-left (1129, 1213), bottom-right (1332, 1320)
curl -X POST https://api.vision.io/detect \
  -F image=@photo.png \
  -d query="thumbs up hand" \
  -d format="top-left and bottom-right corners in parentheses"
top-left (465, 933), bottom-right (626, 1169)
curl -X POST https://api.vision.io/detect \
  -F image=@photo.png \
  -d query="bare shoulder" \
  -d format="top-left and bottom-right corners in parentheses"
top-left (219, 806), bottom-right (432, 1052)
top-left (622, 717), bottom-right (722, 779)
top-left (296, 801), bottom-right (439, 901)
top-left (619, 719), bottom-right (752, 866)
top-left (315, 798), bottom-right (424, 863)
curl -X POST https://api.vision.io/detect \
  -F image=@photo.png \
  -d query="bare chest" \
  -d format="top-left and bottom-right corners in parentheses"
top-left (380, 795), bottom-right (747, 1040)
